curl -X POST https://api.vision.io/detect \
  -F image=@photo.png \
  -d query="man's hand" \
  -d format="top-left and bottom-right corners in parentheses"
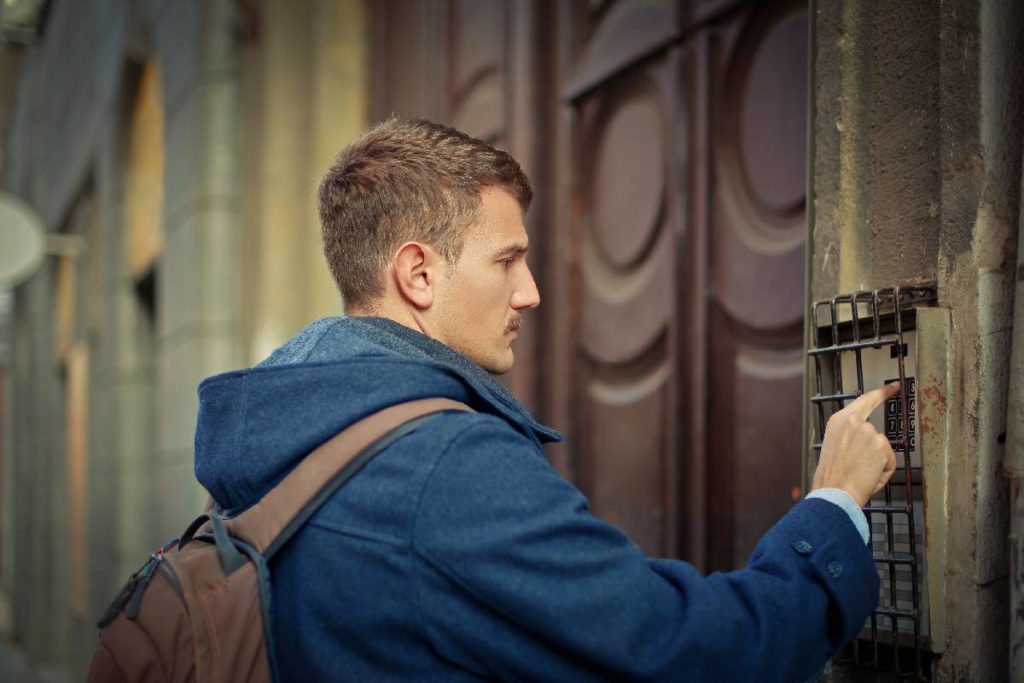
top-left (812, 382), bottom-right (900, 508)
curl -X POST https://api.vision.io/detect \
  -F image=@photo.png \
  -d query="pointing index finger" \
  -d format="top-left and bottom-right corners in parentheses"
top-left (846, 381), bottom-right (901, 420)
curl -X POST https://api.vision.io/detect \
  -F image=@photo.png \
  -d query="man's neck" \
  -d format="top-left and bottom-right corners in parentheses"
top-left (345, 302), bottom-right (437, 344)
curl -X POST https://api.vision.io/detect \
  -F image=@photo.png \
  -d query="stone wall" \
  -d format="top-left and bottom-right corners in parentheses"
top-left (811, 0), bottom-right (1023, 679)
top-left (2, 0), bottom-right (242, 678)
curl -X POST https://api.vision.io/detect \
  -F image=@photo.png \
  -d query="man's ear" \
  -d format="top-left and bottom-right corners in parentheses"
top-left (392, 241), bottom-right (436, 310)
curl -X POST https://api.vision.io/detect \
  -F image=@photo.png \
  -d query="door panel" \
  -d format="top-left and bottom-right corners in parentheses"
top-left (571, 1), bottom-right (682, 557)
top-left (711, 4), bottom-right (806, 331)
top-left (568, 0), bottom-right (807, 568)
top-left (704, 0), bottom-right (808, 569)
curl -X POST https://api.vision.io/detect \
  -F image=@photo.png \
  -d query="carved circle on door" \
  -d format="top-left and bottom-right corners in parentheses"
top-left (579, 77), bottom-right (671, 365)
top-left (717, 4), bottom-right (807, 255)
top-left (589, 90), bottom-right (665, 271)
top-left (711, 3), bottom-right (808, 331)
top-left (739, 12), bottom-right (807, 215)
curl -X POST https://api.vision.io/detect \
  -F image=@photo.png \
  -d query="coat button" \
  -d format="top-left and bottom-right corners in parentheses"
top-left (827, 561), bottom-right (843, 579)
top-left (793, 540), bottom-right (813, 555)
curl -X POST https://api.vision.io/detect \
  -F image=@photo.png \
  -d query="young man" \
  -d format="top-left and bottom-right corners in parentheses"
top-left (194, 118), bottom-right (896, 681)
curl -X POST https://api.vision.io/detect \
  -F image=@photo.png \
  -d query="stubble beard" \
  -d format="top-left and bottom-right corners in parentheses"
top-left (478, 314), bottom-right (522, 375)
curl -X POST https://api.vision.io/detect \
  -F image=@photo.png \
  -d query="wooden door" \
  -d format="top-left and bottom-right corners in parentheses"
top-left (564, 0), bottom-right (808, 569)
top-left (564, 0), bottom-right (685, 558)
top-left (370, 0), bottom-right (808, 571)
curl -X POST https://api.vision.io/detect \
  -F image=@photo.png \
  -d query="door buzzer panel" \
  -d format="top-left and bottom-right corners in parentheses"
top-left (807, 286), bottom-right (943, 679)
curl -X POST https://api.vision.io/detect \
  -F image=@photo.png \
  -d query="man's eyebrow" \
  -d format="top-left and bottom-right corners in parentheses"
top-left (492, 243), bottom-right (529, 259)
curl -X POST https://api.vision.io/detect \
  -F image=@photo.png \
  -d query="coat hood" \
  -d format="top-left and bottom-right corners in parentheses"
top-left (194, 316), bottom-right (561, 514)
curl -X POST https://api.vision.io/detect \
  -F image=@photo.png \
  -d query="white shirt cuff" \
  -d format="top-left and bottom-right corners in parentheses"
top-left (806, 488), bottom-right (870, 545)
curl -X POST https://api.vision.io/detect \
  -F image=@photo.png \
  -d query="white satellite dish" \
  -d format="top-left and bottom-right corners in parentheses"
top-left (0, 190), bottom-right (45, 287)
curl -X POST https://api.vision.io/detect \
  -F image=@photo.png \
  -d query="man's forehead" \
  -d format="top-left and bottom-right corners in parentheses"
top-left (463, 189), bottom-right (529, 252)
top-left (462, 225), bottom-right (527, 257)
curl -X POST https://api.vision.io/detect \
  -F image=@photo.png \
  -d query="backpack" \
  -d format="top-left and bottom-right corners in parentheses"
top-left (87, 397), bottom-right (471, 683)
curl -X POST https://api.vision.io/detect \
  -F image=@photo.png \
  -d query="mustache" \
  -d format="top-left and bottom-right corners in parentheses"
top-left (505, 315), bottom-right (523, 334)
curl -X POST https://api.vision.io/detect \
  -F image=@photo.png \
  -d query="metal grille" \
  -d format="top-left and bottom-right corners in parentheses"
top-left (808, 286), bottom-right (937, 679)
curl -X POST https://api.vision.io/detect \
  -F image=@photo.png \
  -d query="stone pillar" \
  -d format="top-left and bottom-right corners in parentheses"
top-left (811, 0), bottom-right (1023, 679)
top-left (14, 259), bottom-right (70, 669)
top-left (151, 0), bottom-right (242, 535)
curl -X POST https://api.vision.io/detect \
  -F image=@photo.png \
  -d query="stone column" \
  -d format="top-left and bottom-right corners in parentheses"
top-left (151, 0), bottom-right (242, 535)
top-left (811, 0), bottom-right (1023, 679)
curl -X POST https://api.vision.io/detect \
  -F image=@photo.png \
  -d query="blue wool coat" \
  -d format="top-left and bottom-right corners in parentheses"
top-left (194, 316), bottom-right (879, 682)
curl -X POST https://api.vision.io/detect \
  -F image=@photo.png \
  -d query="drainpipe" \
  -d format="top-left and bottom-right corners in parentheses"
top-left (1008, 175), bottom-right (1024, 683)
top-left (984, 0), bottom-right (1024, 677)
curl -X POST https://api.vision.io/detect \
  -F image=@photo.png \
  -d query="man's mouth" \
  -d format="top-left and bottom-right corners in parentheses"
top-left (505, 315), bottom-right (522, 335)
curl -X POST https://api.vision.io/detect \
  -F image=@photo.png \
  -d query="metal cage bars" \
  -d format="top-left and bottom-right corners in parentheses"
top-left (808, 286), bottom-right (936, 679)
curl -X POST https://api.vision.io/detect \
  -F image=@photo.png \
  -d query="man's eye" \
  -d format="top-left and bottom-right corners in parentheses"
top-left (501, 257), bottom-right (516, 268)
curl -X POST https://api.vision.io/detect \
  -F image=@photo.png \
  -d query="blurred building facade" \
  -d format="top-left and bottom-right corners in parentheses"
top-left (0, 0), bottom-right (1020, 681)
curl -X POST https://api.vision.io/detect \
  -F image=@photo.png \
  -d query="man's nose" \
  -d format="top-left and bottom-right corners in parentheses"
top-left (511, 263), bottom-right (541, 310)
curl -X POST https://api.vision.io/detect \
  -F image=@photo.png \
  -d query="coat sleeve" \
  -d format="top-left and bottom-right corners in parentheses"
top-left (410, 417), bottom-right (880, 682)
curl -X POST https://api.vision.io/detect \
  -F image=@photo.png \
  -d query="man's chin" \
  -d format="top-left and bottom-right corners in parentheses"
top-left (481, 350), bottom-right (515, 376)
top-left (451, 338), bottom-right (515, 375)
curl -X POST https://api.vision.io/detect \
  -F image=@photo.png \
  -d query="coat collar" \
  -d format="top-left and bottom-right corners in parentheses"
top-left (346, 316), bottom-right (562, 444)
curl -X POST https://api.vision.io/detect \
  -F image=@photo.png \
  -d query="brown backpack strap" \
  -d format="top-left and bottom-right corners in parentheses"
top-left (223, 397), bottom-right (472, 554)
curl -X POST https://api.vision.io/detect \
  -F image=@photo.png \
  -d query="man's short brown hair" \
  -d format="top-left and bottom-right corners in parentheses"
top-left (317, 118), bottom-right (533, 309)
